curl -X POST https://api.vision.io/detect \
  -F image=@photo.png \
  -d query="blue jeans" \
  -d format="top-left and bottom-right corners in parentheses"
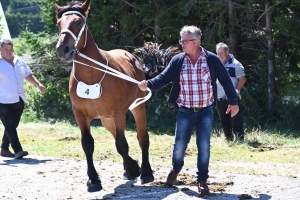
top-left (172, 105), bottom-right (213, 183)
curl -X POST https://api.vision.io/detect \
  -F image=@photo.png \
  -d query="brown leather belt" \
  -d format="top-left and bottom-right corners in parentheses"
top-left (180, 106), bottom-right (204, 112)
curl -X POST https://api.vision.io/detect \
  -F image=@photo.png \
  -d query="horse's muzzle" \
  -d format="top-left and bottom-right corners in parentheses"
top-left (56, 43), bottom-right (76, 63)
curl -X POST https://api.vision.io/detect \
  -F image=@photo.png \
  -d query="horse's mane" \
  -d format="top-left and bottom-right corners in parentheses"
top-left (134, 42), bottom-right (182, 79)
top-left (56, 1), bottom-right (87, 18)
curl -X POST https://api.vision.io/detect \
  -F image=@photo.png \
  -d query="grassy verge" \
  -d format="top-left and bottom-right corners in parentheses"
top-left (1, 122), bottom-right (300, 177)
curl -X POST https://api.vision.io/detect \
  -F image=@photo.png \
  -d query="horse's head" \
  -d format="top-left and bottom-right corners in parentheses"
top-left (55, 0), bottom-right (91, 63)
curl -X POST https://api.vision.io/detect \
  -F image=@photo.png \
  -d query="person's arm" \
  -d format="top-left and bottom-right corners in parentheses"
top-left (236, 76), bottom-right (246, 91)
top-left (235, 76), bottom-right (246, 100)
top-left (234, 61), bottom-right (246, 100)
top-left (25, 74), bottom-right (46, 94)
top-left (235, 61), bottom-right (246, 91)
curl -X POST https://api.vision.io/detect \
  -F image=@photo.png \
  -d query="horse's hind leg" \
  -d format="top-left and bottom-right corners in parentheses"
top-left (74, 109), bottom-right (102, 192)
top-left (101, 117), bottom-right (141, 180)
top-left (131, 104), bottom-right (154, 184)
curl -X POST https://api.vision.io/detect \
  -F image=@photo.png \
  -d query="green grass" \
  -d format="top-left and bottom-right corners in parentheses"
top-left (1, 122), bottom-right (300, 177)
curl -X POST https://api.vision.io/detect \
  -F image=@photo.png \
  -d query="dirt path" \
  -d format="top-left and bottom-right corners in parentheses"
top-left (0, 155), bottom-right (299, 200)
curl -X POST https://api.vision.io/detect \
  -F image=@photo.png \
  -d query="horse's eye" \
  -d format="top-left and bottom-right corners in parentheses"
top-left (77, 20), bottom-right (82, 26)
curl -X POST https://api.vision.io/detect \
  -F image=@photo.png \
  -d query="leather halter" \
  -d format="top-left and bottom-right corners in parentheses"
top-left (60, 11), bottom-right (88, 50)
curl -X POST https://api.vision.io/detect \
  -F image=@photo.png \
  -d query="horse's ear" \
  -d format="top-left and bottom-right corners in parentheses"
top-left (54, 3), bottom-right (61, 12)
top-left (81, 0), bottom-right (91, 17)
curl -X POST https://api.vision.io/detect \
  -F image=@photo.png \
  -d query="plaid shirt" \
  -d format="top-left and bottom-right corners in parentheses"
top-left (176, 51), bottom-right (214, 108)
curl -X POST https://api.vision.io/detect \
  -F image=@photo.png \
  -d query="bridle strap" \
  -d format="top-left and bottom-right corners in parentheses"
top-left (60, 11), bottom-right (87, 49)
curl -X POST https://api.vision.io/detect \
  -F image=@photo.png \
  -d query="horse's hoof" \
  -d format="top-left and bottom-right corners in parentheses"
top-left (87, 179), bottom-right (102, 192)
top-left (123, 172), bottom-right (137, 180)
top-left (87, 183), bottom-right (102, 192)
top-left (141, 175), bottom-right (154, 184)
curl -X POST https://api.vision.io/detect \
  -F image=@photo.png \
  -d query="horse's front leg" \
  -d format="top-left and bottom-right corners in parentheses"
top-left (75, 110), bottom-right (102, 192)
top-left (115, 130), bottom-right (141, 179)
top-left (101, 117), bottom-right (141, 180)
top-left (81, 130), bottom-right (102, 192)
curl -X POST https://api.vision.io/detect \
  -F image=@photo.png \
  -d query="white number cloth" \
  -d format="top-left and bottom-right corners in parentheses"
top-left (76, 81), bottom-right (101, 99)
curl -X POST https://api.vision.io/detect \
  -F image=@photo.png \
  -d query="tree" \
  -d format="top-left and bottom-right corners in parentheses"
top-left (265, 0), bottom-right (277, 118)
top-left (4, 0), bottom-right (45, 37)
top-left (227, 0), bottom-right (237, 56)
top-left (20, 0), bottom-right (300, 130)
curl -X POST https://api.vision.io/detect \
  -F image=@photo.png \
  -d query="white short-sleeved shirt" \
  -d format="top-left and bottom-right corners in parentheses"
top-left (0, 55), bottom-right (32, 103)
top-left (217, 54), bottom-right (245, 99)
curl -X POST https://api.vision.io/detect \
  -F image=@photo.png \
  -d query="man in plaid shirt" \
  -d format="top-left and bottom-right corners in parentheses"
top-left (138, 25), bottom-right (238, 196)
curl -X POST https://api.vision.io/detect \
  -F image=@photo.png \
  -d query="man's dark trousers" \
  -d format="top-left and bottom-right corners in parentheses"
top-left (0, 97), bottom-right (24, 153)
top-left (216, 98), bottom-right (244, 141)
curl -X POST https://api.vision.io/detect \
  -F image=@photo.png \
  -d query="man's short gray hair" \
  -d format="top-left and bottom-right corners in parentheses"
top-left (180, 25), bottom-right (202, 44)
top-left (216, 42), bottom-right (229, 52)
top-left (0, 39), bottom-right (14, 48)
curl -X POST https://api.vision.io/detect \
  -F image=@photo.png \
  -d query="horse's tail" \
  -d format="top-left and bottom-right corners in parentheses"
top-left (133, 42), bottom-right (181, 79)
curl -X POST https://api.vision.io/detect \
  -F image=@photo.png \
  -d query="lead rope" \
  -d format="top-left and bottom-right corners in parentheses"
top-left (73, 54), bottom-right (152, 110)
top-left (73, 52), bottom-right (108, 85)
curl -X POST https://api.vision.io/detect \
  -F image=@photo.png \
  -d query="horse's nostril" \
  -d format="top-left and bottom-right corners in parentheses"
top-left (64, 46), bottom-right (69, 54)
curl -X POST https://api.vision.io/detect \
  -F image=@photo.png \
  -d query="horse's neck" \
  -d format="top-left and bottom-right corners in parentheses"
top-left (81, 30), bottom-right (107, 63)
top-left (72, 32), bottom-right (108, 84)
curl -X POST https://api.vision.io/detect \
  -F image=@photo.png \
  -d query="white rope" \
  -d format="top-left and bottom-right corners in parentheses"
top-left (73, 56), bottom-right (152, 110)
top-left (73, 52), bottom-right (108, 84)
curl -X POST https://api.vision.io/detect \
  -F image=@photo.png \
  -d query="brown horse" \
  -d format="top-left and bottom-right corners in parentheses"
top-left (55, 0), bottom-right (154, 192)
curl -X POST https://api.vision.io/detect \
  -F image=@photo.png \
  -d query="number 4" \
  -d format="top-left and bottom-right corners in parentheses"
top-left (85, 89), bottom-right (89, 95)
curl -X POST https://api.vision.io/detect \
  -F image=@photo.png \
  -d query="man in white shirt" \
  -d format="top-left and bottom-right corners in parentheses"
top-left (0, 39), bottom-right (46, 159)
top-left (216, 42), bottom-right (246, 142)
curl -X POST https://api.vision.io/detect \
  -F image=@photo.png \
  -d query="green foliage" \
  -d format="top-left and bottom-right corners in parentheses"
top-left (24, 78), bottom-right (73, 122)
top-left (241, 60), bottom-right (269, 126)
top-left (0, 16), bottom-right (3, 37)
top-left (20, 30), bottom-right (74, 123)
top-left (11, 37), bottom-right (29, 55)
top-left (18, 0), bottom-right (300, 133)
top-left (4, 0), bottom-right (46, 37)
top-left (39, 0), bottom-right (61, 32)
top-left (0, 0), bottom-right (10, 10)
top-left (278, 98), bottom-right (300, 133)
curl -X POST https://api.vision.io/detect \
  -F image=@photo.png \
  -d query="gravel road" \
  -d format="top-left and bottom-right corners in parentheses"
top-left (0, 155), bottom-right (299, 200)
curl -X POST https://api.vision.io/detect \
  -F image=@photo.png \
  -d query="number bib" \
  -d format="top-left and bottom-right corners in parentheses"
top-left (76, 81), bottom-right (101, 99)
